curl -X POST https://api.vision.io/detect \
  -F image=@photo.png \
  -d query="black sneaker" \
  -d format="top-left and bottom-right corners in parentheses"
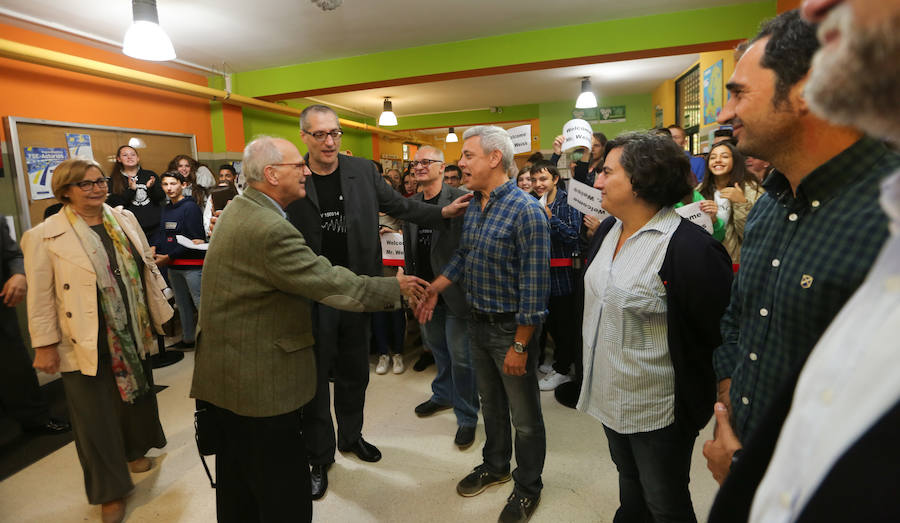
top-left (456, 464), bottom-right (511, 497)
top-left (454, 425), bottom-right (476, 449)
top-left (413, 351), bottom-right (435, 371)
top-left (498, 492), bottom-right (540, 523)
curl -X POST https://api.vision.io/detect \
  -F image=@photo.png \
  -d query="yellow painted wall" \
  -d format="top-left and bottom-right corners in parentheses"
top-left (652, 79), bottom-right (676, 127)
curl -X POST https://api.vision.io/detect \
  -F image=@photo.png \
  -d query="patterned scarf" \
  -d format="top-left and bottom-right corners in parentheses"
top-left (64, 205), bottom-right (154, 402)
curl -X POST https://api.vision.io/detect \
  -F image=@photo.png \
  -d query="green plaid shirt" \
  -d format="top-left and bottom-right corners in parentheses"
top-left (713, 137), bottom-right (900, 440)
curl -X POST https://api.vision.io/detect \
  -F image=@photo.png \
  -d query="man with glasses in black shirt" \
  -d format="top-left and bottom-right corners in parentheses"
top-left (286, 105), bottom-right (471, 500)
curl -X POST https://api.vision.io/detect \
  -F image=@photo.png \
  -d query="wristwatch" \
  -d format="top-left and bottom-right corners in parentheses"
top-left (513, 341), bottom-right (527, 354)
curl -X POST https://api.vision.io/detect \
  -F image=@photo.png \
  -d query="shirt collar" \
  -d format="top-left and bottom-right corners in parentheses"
top-left (473, 178), bottom-right (516, 204)
top-left (258, 191), bottom-right (287, 219)
top-left (763, 136), bottom-right (887, 208)
top-left (882, 170), bottom-right (900, 235)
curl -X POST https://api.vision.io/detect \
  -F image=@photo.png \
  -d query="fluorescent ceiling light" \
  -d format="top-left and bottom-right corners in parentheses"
top-left (446, 127), bottom-right (458, 143)
top-left (122, 0), bottom-right (176, 61)
top-left (575, 77), bottom-right (597, 109)
top-left (379, 98), bottom-right (398, 126)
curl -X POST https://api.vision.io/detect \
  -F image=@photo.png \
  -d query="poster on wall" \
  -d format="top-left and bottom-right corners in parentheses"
top-left (507, 125), bottom-right (532, 154)
top-left (65, 133), bottom-right (94, 161)
top-left (573, 105), bottom-right (626, 124)
top-left (655, 105), bottom-right (664, 128)
top-left (703, 60), bottom-right (724, 125)
top-left (25, 146), bottom-right (69, 200)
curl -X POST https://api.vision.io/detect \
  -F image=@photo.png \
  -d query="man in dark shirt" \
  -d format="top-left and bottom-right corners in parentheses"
top-left (285, 105), bottom-right (470, 500)
top-left (702, 9), bottom-right (900, 484)
top-left (403, 146), bottom-right (479, 449)
top-left (418, 126), bottom-right (550, 523)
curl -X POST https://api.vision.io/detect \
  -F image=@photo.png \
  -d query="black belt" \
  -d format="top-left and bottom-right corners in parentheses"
top-left (470, 310), bottom-right (515, 324)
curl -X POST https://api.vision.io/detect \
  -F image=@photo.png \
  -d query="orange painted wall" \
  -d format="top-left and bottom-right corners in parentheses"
top-left (777, 0), bottom-right (802, 13)
top-left (0, 22), bottom-right (213, 151)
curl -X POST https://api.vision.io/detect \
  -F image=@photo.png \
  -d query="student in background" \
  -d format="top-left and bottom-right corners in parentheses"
top-left (107, 145), bottom-right (165, 246)
top-left (155, 172), bottom-right (205, 350)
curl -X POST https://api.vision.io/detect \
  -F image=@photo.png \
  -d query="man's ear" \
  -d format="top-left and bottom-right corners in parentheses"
top-left (489, 149), bottom-right (502, 169)
top-left (792, 74), bottom-right (810, 115)
top-left (262, 165), bottom-right (279, 186)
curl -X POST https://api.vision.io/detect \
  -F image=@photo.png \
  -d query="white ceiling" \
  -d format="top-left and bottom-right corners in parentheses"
top-left (0, 0), bottom-right (742, 125)
top-left (307, 54), bottom-right (699, 120)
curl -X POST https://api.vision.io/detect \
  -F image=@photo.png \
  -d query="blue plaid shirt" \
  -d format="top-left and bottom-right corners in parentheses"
top-left (547, 187), bottom-right (581, 296)
top-left (443, 179), bottom-right (550, 325)
top-left (713, 137), bottom-right (900, 440)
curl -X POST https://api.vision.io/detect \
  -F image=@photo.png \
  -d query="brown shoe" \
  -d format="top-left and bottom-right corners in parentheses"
top-left (101, 498), bottom-right (126, 523)
top-left (128, 457), bottom-right (152, 473)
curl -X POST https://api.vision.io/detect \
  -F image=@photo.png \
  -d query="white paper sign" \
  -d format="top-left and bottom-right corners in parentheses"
top-left (566, 179), bottom-right (608, 218)
top-left (507, 125), bottom-right (532, 155)
top-left (675, 202), bottom-right (714, 235)
top-left (380, 232), bottom-right (405, 265)
top-left (562, 119), bottom-right (593, 153)
top-left (176, 235), bottom-right (209, 251)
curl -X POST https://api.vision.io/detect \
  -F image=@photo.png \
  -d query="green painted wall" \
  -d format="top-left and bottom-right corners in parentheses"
top-left (234, 1), bottom-right (774, 97)
top-left (208, 76), bottom-right (227, 153)
top-left (538, 93), bottom-right (654, 149)
top-left (242, 102), bottom-right (375, 159)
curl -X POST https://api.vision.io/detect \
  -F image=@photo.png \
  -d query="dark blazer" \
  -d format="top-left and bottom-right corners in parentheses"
top-left (708, 361), bottom-right (900, 522)
top-left (402, 184), bottom-right (469, 317)
top-left (286, 154), bottom-right (445, 277)
top-left (587, 216), bottom-right (733, 432)
top-left (191, 186), bottom-right (403, 418)
top-left (1, 216), bottom-right (24, 286)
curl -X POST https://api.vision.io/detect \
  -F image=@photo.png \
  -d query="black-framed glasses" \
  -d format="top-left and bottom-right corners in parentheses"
top-left (71, 178), bottom-right (109, 191)
top-left (268, 162), bottom-right (307, 171)
top-left (410, 159), bottom-right (443, 168)
top-left (303, 130), bottom-right (343, 142)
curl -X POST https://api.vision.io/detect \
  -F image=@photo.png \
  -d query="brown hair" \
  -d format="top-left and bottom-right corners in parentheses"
top-left (52, 159), bottom-right (106, 203)
top-left (110, 145), bottom-right (138, 195)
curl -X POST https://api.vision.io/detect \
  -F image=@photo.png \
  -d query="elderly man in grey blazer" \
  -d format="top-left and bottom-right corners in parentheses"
top-left (191, 135), bottom-right (427, 523)
top-left (403, 146), bottom-right (479, 449)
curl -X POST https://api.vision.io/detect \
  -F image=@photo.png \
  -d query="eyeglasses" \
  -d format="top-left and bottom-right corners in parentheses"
top-left (410, 159), bottom-right (443, 168)
top-left (303, 130), bottom-right (343, 142)
top-left (268, 162), bottom-right (307, 171)
top-left (71, 178), bottom-right (109, 191)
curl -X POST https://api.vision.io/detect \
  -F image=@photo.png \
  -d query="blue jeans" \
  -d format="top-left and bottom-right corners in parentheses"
top-left (372, 310), bottom-right (405, 355)
top-left (469, 316), bottom-right (545, 498)
top-left (604, 419), bottom-right (698, 523)
top-left (169, 268), bottom-right (202, 343)
top-left (420, 303), bottom-right (479, 427)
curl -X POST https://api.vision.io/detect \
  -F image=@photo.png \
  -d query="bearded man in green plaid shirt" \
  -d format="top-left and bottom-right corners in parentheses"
top-left (702, 10), bottom-right (900, 484)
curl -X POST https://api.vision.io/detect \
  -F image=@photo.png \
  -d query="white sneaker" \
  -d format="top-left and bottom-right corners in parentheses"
top-left (376, 355), bottom-right (390, 375)
top-left (539, 370), bottom-right (572, 391)
top-left (392, 354), bottom-right (406, 374)
top-left (538, 361), bottom-right (554, 375)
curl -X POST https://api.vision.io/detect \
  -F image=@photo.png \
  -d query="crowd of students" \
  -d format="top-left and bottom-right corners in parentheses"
top-left (6, 3), bottom-right (899, 522)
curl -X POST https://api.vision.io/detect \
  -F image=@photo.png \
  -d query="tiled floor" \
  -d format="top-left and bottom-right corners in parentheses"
top-left (0, 349), bottom-right (720, 522)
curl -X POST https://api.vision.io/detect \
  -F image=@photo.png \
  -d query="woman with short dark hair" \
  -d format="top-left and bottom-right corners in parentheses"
top-left (578, 132), bottom-right (733, 522)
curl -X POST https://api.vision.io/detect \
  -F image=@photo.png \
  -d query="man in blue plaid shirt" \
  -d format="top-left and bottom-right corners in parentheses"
top-left (417, 125), bottom-right (550, 523)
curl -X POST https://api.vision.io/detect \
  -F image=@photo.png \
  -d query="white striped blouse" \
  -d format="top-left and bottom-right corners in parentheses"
top-left (577, 207), bottom-right (681, 434)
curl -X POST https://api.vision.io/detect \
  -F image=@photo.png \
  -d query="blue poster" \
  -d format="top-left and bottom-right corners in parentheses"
top-left (703, 60), bottom-right (724, 125)
top-left (25, 147), bottom-right (68, 200)
top-left (66, 133), bottom-right (94, 160)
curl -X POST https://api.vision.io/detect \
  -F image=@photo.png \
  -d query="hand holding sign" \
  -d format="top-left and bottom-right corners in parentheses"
top-left (562, 119), bottom-right (593, 153)
top-left (675, 201), bottom-right (715, 235)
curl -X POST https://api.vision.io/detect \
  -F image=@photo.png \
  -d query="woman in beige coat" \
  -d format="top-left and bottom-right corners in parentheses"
top-left (22, 159), bottom-right (173, 523)
top-left (696, 141), bottom-right (764, 265)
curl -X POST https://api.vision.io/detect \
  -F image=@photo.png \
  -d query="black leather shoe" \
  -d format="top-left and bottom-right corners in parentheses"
top-left (498, 492), bottom-right (540, 522)
top-left (339, 437), bottom-right (382, 462)
top-left (454, 425), bottom-right (476, 449)
top-left (415, 399), bottom-right (451, 417)
top-left (413, 351), bottom-right (435, 371)
top-left (24, 418), bottom-right (71, 435)
top-left (456, 464), bottom-right (511, 497)
top-left (310, 463), bottom-right (331, 500)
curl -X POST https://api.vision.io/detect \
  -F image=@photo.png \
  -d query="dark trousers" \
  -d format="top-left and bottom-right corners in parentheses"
top-left (604, 420), bottom-right (698, 523)
top-left (372, 309), bottom-right (406, 355)
top-left (470, 317), bottom-right (546, 498)
top-left (211, 404), bottom-right (311, 523)
top-left (303, 304), bottom-right (370, 465)
top-left (0, 307), bottom-right (50, 428)
top-left (545, 293), bottom-right (579, 375)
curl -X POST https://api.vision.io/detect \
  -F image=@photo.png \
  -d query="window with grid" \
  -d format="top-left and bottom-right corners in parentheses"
top-left (676, 65), bottom-right (701, 154)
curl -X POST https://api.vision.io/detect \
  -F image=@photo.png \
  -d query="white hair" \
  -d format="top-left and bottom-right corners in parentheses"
top-left (417, 145), bottom-right (444, 162)
top-left (242, 136), bottom-right (283, 183)
top-left (462, 126), bottom-right (514, 173)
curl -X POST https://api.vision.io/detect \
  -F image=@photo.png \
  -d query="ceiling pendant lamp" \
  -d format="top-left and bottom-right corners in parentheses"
top-left (446, 127), bottom-right (459, 143)
top-left (378, 98), bottom-right (398, 126)
top-left (575, 77), bottom-right (598, 109)
top-left (123, 0), bottom-right (176, 61)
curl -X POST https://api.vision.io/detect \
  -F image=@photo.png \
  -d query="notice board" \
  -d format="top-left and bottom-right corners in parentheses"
top-left (3, 117), bottom-right (196, 230)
